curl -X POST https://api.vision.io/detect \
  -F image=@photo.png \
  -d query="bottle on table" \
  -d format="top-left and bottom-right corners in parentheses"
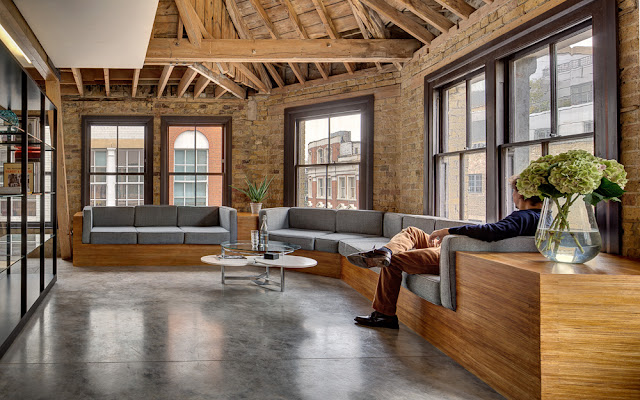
top-left (259, 214), bottom-right (269, 247)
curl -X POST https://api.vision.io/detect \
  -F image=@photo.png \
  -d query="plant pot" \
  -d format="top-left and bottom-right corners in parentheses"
top-left (535, 195), bottom-right (602, 263)
top-left (250, 202), bottom-right (262, 214)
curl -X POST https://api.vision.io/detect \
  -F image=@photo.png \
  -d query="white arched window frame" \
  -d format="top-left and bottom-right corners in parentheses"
top-left (173, 130), bottom-right (209, 206)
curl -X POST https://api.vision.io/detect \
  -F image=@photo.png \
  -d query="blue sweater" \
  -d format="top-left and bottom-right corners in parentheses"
top-left (447, 209), bottom-right (541, 242)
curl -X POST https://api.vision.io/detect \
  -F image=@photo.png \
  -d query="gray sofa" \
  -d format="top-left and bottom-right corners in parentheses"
top-left (82, 205), bottom-right (237, 245)
top-left (259, 207), bottom-right (536, 310)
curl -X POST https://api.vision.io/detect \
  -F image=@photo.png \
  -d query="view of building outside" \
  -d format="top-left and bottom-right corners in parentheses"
top-left (167, 126), bottom-right (223, 206)
top-left (296, 114), bottom-right (361, 209)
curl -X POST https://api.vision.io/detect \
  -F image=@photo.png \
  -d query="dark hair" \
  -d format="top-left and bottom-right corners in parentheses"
top-left (509, 175), bottom-right (543, 205)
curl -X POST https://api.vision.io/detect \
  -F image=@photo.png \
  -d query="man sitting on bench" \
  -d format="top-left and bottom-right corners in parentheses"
top-left (347, 176), bottom-right (543, 329)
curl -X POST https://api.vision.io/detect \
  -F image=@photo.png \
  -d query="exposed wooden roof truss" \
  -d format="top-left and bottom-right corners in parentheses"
top-left (57, 0), bottom-right (488, 98)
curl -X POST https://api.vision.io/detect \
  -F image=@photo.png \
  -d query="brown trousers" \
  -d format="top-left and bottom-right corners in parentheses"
top-left (372, 227), bottom-right (440, 316)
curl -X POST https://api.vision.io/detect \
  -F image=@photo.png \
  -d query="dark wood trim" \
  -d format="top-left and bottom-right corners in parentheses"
top-left (81, 116), bottom-right (154, 207)
top-left (159, 116), bottom-right (233, 206)
top-left (283, 95), bottom-right (374, 209)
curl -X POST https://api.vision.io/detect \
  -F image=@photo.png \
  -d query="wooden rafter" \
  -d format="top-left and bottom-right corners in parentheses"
top-left (214, 86), bottom-right (227, 99)
top-left (310, 0), bottom-right (354, 74)
top-left (132, 69), bottom-right (140, 97)
top-left (177, 68), bottom-right (198, 97)
top-left (232, 62), bottom-right (269, 92)
top-left (175, 0), bottom-right (202, 46)
top-left (177, 16), bottom-right (184, 38)
top-left (280, 0), bottom-right (329, 80)
top-left (394, 0), bottom-right (454, 33)
top-left (189, 62), bottom-right (247, 99)
top-left (432, 0), bottom-right (475, 20)
top-left (359, 0), bottom-right (435, 44)
top-left (345, 0), bottom-right (382, 71)
top-left (193, 75), bottom-right (210, 97)
top-left (103, 68), bottom-right (110, 96)
top-left (264, 63), bottom-right (285, 88)
top-left (254, 62), bottom-right (273, 91)
top-left (146, 38), bottom-right (420, 63)
top-left (157, 64), bottom-right (174, 97)
top-left (71, 68), bottom-right (83, 96)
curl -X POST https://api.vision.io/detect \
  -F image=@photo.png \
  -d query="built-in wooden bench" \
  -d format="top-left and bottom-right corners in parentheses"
top-left (342, 251), bottom-right (640, 400)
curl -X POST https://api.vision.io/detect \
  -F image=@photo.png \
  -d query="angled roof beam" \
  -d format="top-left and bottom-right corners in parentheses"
top-left (132, 69), bottom-right (140, 97)
top-left (189, 62), bottom-right (247, 99)
top-left (310, 0), bottom-right (355, 74)
top-left (103, 68), bottom-right (110, 96)
top-left (232, 62), bottom-right (269, 92)
top-left (394, 0), bottom-right (454, 33)
top-left (359, 0), bottom-right (434, 44)
top-left (146, 39), bottom-right (421, 63)
top-left (432, 0), bottom-right (475, 20)
top-left (254, 62), bottom-right (273, 91)
top-left (214, 86), bottom-right (227, 99)
top-left (264, 63), bottom-right (285, 88)
top-left (177, 68), bottom-right (198, 97)
top-left (345, 0), bottom-right (382, 71)
top-left (193, 75), bottom-right (210, 97)
top-left (71, 68), bottom-right (83, 96)
top-left (175, 0), bottom-right (203, 46)
top-left (157, 64), bottom-right (174, 97)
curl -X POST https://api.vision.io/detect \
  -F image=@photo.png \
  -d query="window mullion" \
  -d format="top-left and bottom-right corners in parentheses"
top-left (459, 152), bottom-right (464, 221)
top-left (550, 43), bottom-right (558, 137)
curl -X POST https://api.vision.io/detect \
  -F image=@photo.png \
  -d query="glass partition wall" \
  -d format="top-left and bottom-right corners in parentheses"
top-left (0, 40), bottom-right (57, 357)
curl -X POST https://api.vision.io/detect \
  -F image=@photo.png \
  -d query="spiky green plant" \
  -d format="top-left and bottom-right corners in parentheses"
top-left (230, 175), bottom-right (274, 203)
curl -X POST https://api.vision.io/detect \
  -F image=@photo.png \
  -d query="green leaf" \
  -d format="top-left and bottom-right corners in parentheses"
top-left (230, 175), bottom-right (274, 203)
top-left (594, 177), bottom-right (625, 199)
top-left (584, 192), bottom-right (604, 206)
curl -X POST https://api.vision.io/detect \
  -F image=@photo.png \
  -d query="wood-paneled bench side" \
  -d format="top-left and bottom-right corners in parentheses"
top-left (72, 212), bottom-right (221, 266)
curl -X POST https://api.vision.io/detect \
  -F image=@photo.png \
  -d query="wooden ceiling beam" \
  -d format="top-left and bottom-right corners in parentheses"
top-left (157, 64), bottom-right (175, 97)
top-left (214, 86), bottom-right (227, 99)
top-left (132, 69), bottom-right (140, 97)
top-left (232, 62), bottom-right (269, 92)
top-left (359, 0), bottom-right (434, 44)
top-left (289, 63), bottom-right (306, 84)
top-left (146, 39), bottom-right (421, 63)
top-left (189, 62), bottom-right (246, 99)
top-left (103, 68), bottom-right (110, 96)
top-left (432, 0), bottom-right (475, 20)
top-left (193, 75), bottom-right (210, 97)
top-left (346, 0), bottom-right (382, 72)
top-left (264, 62), bottom-right (284, 88)
top-left (174, 0), bottom-right (203, 46)
top-left (254, 62), bottom-right (273, 91)
top-left (224, 0), bottom-right (251, 39)
top-left (394, 0), bottom-right (454, 33)
top-left (311, 0), bottom-right (358, 74)
top-left (71, 68), bottom-right (83, 96)
top-left (177, 67), bottom-right (198, 97)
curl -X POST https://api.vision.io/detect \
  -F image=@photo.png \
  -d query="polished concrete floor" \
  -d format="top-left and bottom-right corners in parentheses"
top-left (0, 260), bottom-right (504, 400)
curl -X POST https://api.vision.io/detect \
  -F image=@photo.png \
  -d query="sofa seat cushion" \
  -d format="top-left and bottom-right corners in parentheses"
top-left (269, 228), bottom-right (333, 251)
top-left (136, 226), bottom-right (184, 244)
top-left (90, 226), bottom-right (137, 244)
top-left (405, 274), bottom-right (441, 306)
top-left (315, 233), bottom-right (375, 253)
top-left (338, 237), bottom-right (390, 257)
top-left (181, 226), bottom-right (230, 244)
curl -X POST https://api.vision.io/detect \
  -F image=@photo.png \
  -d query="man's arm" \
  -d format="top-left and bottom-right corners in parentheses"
top-left (446, 210), bottom-right (540, 242)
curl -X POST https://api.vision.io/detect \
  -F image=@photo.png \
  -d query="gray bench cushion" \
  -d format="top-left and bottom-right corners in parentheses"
top-left (90, 226), bottom-right (137, 244)
top-left (335, 210), bottom-right (384, 236)
top-left (135, 205), bottom-right (178, 227)
top-left (269, 228), bottom-right (333, 250)
top-left (338, 237), bottom-right (390, 257)
top-left (433, 217), bottom-right (468, 230)
top-left (178, 206), bottom-right (219, 227)
top-left (92, 206), bottom-right (135, 227)
top-left (314, 233), bottom-right (374, 253)
top-left (181, 226), bottom-right (230, 244)
top-left (384, 213), bottom-right (409, 238)
top-left (288, 208), bottom-right (336, 232)
top-left (136, 226), bottom-right (184, 244)
top-left (402, 215), bottom-right (436, 234)
top-left (405, 274), bottom-right (441, 306)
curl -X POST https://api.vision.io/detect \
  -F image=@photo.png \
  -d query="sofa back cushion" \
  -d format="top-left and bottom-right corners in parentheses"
top-left (288, 208), bottom-right (336, 232)
top-left (433, 217), bottom-right (469, 230)
top-left (336, 210), bottom-right (383, 236)
top-left (178, 206), bottom-right (219, 227)
top-left (402, 215), bottom-right (436, 234)
top-left (92, 206), bottom-right (135, 227)
top-left (383, 213), bottom-right (409, 238)
top-left (135, 205), bottom-right (178, 227)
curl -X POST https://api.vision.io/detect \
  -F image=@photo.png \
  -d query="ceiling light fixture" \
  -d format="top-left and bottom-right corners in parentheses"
top-left (0, 23), bottom-right (31, 64)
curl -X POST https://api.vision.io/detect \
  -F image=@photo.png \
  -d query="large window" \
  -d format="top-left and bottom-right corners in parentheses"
top-left (82, 117), bottom-right (153, 207)
top-left (161, 117), bottom-right (232, 206)
top-left (425, 0), bottom-right (619, 252)
top-left (284, 96), bottom-right (374, 209)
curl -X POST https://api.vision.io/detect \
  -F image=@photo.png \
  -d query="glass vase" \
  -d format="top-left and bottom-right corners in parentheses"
top-left (535, 195), bottom-right (602, 263)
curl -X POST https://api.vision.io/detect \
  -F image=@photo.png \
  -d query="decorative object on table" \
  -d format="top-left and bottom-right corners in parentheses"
top-left (264, 252), bottom-right (280, 260)
top-left (250, 229), bottom-right (260, 249)
top-left (517, 150), bottom-right (627, 263)
top-left (3, 162), bottom-right (36, 194)
top-left (259, 214), bottom-right (269, 246)
top-left (230, 175), bottom-right (274, 214)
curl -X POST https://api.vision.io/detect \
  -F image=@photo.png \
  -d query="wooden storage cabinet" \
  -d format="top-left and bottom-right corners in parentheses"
top-left (237, 212), bottom-right (259, 241)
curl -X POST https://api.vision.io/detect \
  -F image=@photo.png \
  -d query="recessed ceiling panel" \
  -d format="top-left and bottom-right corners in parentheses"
top-left (15, 0), bottom-right (159, 68)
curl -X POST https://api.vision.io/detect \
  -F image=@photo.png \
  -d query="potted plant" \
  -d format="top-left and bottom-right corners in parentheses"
top-left (231, 175), bottom-right (274, 214)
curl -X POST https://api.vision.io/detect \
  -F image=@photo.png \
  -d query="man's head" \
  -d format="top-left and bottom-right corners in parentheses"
top-left (509, 175), bottom-right (543, 210)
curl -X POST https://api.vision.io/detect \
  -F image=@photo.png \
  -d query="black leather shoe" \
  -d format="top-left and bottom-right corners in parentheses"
top-left (354, 311), bottom-right (399, 329)
top-left (347, 249), bottom-right (391, 269)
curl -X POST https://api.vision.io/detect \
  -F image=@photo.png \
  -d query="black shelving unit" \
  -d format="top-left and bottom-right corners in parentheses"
top-left (0, 38), bottom-right (57, 358)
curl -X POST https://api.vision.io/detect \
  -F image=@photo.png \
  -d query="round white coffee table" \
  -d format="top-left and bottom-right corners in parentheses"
top-left (200, 254), bottom-right (317, 292)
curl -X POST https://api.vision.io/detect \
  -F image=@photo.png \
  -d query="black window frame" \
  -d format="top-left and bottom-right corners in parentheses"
top-left (425, 0), bottom-right (619, 253)
top-left (81, 116), bottom-right (154, 207)
top-left (160, 116), bottom-right (232, 206)
top-left (284, 95), bottom-right (374, 209)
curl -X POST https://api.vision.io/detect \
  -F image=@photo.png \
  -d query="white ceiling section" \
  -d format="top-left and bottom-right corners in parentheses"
top-left (14, 0), bottom-right (159, 68)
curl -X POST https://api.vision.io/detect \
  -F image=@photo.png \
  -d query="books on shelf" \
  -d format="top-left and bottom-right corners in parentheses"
top-left (2, 162), bottom-right (41, 194)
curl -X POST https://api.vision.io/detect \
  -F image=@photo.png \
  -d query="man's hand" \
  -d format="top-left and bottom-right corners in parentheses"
top-left (428, 228), bottom-right (449, 246)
